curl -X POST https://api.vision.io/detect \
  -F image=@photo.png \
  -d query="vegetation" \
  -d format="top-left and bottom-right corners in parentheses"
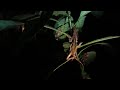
top-left (0, 11), bottom-right (120, 80)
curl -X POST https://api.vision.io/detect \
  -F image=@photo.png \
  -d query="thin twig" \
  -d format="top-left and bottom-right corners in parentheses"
top-left (53, 59), bottom-right (71, 72)
top-left (49, 18), bottom-right (59, 22)
top-left (46, 59), bottom-right (71, 80)
top-left (44, 25), bottom-right (72, 39)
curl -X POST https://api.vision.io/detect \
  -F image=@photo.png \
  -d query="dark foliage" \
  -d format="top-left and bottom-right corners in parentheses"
top-left (0, 11), bottom-right (120, 80)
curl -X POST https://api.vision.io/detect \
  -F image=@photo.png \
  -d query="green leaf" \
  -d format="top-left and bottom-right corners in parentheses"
top-left (63, 42), bottom-right (70, 52)
top-left (54, 17), bottom-right (67, 28)
top-left (54, 20), bottom-right (74, 40)
top-left (50, 11), bottom-right (74, 40)
top-left (53, 15), bottom-right (74, 40)
top-left (75, 11), bottom-right (91, 31)
top-left (63, 42), bottom-right (70, 49)
top-left (79, 36), bottom-right (120, 49)
top-left (0, 20), bottom-right (24, 31)
top-left (80, 11), bottom-right (91, 17)
top-left (54, 16), bottom-right (73, 28)
top-left (55, 23), bottom-right (73, 40)
top-left (83, 51), bottom-right (96, 65)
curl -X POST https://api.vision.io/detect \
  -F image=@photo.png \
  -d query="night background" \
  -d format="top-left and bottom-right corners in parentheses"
top-left (0, 11), bottom-right (120, 80)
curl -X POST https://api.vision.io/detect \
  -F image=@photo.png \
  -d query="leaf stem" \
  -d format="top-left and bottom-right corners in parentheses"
top-left (53, 59), bottom-right (71, 72)
top-left (44, 25), bottom-right (72, 39)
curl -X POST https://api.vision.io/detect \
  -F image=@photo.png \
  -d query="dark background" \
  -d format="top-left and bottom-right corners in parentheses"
top-left (0, 11), bottom-right (120, 80)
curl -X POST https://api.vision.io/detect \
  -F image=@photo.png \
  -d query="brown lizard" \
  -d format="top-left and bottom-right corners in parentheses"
top-left (53, 27), bottom-right (83, 72)
top-left (66, 27), bottom-right (83, 63)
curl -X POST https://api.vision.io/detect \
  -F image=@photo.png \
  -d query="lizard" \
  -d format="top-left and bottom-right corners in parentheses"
top-left (66, 27), bottom-right (83, 63)
top-left (53, 26), bottom-right (84, 72)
